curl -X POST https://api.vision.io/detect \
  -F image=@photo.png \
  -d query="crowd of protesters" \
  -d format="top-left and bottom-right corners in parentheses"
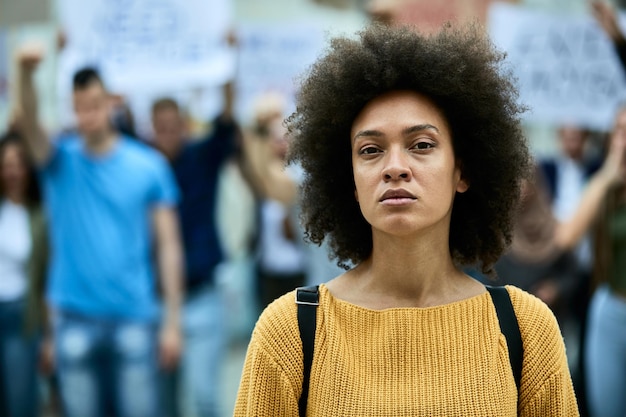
top-left (0, 26), bottom-right (341, 417)
top-left (1, 1), bottom-right (626, 417)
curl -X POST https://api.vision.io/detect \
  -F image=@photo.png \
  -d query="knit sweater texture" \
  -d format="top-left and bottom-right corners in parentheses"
top-left (234, 284), bottom-right (578, 416)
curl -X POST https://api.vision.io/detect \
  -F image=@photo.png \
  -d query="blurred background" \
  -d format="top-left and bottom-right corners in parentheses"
top-left (3, 0), bottom-right (626, 156)
top-left (1, 0), bottom-right (626, 416)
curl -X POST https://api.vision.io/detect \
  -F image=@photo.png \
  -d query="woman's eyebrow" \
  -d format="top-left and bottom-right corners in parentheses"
top-left (402, 124), bottom-right (439, 135)
top-left (353, 124), bottom-right (440, 142)
top-left (352, 129), bottom-right (383, 142)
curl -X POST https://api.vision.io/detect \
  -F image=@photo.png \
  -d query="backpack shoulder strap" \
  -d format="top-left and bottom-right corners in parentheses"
top-left (296, 285), bottom-right (320, 417)
top-left (486, 285), bottom-right (523, 391)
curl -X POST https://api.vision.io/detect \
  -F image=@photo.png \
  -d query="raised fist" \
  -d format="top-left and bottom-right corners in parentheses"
top-left (16, 44), bottom-right (45, 72)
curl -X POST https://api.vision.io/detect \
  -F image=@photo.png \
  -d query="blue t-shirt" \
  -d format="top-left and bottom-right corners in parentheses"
top-left (42, 134), bottom-right (179, 320)
top-left (172, 118), bottom-right (236, 291)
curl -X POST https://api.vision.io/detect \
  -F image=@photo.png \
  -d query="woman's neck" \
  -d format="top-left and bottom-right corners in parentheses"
top-left (327, 230), bottom-right (484, 309)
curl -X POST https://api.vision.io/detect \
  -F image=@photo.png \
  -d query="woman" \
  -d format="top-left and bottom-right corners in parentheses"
top-left (242, 93), bottom-right (308, 311)
top-left (0, 130), bottom-right (48, 417)
top-left (234, 24), bottom-right (578, 416)
top-left (493, 151), bottom-right (624, 320)
top-left (585, 104), bottom-right (626, 417)
top-left (490, 155), bottom-right (625, 416)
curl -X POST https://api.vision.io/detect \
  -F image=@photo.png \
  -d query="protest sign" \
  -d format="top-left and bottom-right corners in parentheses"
top-left (489, 2), bottom-right (626, 130)
top-left (56, 0), bottom-right (236, 133)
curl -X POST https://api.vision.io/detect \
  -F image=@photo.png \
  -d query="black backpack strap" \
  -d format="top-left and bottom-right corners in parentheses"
top-left (486, 285), bottom-right (523, 391)
top-left (296, 285), bottom-right (320, 417)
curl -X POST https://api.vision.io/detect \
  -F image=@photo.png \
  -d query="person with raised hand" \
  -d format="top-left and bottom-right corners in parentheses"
top-left (14, 44), bottom-right (183, 417)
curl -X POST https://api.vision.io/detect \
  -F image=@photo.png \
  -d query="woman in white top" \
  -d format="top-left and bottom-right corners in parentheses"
top-left (243, 95), bottom-right (308, 310)
top-left (0, 130), bottom-right (48, 417)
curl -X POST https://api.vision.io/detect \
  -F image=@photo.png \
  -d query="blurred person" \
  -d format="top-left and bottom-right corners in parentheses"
top-left (111, 95), bottom-right (138, 139)
top-left (242, 92), bottom-right (343, 306)
top-left (0, 130), bottom-right (48, 417)
top-left (150, 97), bottom-right (186, 417)
top-left (243, 93), bottom-right (307, 310)
top-left (584, 103), bottom-right (626, 417)
top-left (493, 160), bottom-right (616, 319)
top-left (491, 140), bottom-right (624, 327)
top-left (536, 124), bottom-right (602, 415)
top-left (214, 121), bottom-right (259, 344)
top-left (588, 4), bottom-right (626, 417)
top-left (151, 98), bottom-right (189, 162)
top-left (539, 126), bottom-right (601, 278)
top-left (150, 84), bottom-right (240, 417)
top-left (14, 47), bottom-right (183, 417)
top-left (537, 126), bottom-right (601, 298)
top-left (235, 23), bottom-right (578, 416)
top-left (541, 126), bottom-right (602, 223)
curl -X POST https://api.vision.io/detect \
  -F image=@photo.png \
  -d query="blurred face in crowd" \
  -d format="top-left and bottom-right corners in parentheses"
top-left (0, 143), bottom-right (29, 201)
top-left (73, 81), bottom-right (113, 140)
top-left (268, 116), bottom-right (289, 161)
top-left (350, 90), bottom-right (468, 238)
top-left (152, 107), bottom-right (186, 160)
top-left (558, 125), bottom-right (588, 161)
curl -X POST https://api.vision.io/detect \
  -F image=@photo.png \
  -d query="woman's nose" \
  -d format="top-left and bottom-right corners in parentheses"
top-left (382, 149), bottom-right (411, 181)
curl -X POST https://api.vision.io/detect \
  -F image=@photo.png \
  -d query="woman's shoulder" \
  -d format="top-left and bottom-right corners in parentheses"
top-left (504, 285), bottom-right (568, 377)
top-left (250, 290), bottom-right (302, 359)
top-left (505, 285), bottom-right (558, 324)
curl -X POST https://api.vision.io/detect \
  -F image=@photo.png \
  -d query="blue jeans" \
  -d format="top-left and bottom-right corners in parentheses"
top-left (585, 284), bottom-right (626, 417)
top-left (163, 283), bottom-right (226, 417)
top-left (0, 299), bottom-right (40, 417)
top-left (54, 312), bottom-right (159, 417)
top-left (183, 284), bottom-right (226, 417)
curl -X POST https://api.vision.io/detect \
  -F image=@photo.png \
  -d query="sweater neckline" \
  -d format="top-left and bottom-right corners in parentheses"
top-left (319, 283), bottom-right (492, 313)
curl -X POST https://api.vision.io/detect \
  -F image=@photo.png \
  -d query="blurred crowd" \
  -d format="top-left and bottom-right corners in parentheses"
top-left (2, 1), bottom-right (626, 417)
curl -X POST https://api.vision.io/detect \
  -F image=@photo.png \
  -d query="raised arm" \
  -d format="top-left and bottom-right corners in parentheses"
top-left (591, 0), bottom-right (626, 71)
top-left (152, 206), bottom-right (184, 369)
top-left (14, 45), bottom-right (52, 166)
top-left (241, 93), bottom-right (298, 206)
top-left (242, 127), bottom-right (298, 206)
top-left (592, 1), bottom-right (626, 43)
top-left (553, 133), bottom-right (626, 250)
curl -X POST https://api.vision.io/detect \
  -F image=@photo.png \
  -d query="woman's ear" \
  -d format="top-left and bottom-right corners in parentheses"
top-left (455, 160), bottom-right (469, 193)
top-left (456, 178), bottom-right (469, 193)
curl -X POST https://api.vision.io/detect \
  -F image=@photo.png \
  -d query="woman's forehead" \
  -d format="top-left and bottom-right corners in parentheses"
top-left (351, 91), bottom-right (449, 137)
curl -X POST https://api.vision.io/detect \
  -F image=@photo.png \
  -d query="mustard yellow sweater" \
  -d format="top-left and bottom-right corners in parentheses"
top-left (234, 285), bottom-right (578, 416)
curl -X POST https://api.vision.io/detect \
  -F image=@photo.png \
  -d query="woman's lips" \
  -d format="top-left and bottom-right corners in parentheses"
top-left (380, 189), bottom-right (417, 205)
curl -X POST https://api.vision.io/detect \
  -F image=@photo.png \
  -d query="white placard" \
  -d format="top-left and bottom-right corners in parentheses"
top-left (488, 2), bottom-right (626, 130)
top-left (57, 0), bottom-right (235, 93)
top-left (55, 0), bottom-right (236, 135)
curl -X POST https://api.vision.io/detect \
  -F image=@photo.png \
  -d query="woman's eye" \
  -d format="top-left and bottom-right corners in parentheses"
top-left (413, 141), bottom-right (434, 150)
top-left (359, 147), bottom-right (380, 155)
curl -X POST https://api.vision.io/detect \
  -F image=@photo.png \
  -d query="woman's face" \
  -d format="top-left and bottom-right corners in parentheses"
top-left (350, 90), bottom-right (468, 238)
top-left (0, 143), bottom-right (29, 198)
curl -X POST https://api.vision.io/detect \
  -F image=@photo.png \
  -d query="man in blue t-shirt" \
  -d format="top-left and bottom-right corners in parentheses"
top-left (150, 91), bottom-right (237, 417)
top-left (15, 47), bottom-right (183, 417)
